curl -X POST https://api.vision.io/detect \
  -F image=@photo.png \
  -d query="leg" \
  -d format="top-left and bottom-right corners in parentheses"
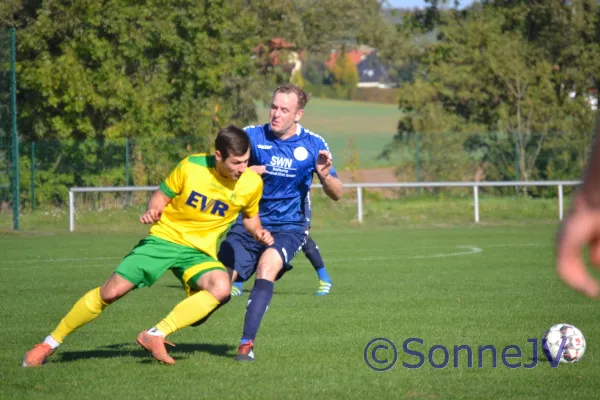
top-left (22, 274), bottom-right (134, 367)
top-left (23, 236), bottom-right (177, 367)
top-left (219, 232), bottom-right (261, 297)
top-left (156, 268), bottom-right (231, 333)
top-left (235, 248), bottom-right (282, 362)
top-left (235, 230), bottom-right (306, 361)
top-left (303, 235), bottom-right (332, 296)
top-left (139, 254), bottom-right (232, 364)
top-left (193, 267), bottom-right (238, 322)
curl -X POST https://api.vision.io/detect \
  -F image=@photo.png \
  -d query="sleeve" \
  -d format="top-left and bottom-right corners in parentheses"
top-left (244, 126), bottom-right (261, 167)
top-left (159, 159), bottom-right (187, 199)
top-left (242, 178), bottom-right (263, 218)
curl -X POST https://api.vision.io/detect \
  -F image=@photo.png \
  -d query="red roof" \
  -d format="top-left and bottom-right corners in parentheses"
top-left (325, 49), bottom-right (366, 70)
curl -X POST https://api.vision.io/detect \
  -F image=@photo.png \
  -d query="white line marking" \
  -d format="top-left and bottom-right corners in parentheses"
top-left (325, 245), bottom-right (483, 263)
top-left (0, 243), bottom-right (546, 268)
top-left (17, 256), bottom-right (121, 264)
top-left (301, 243), bottom-right (547, 255)
top-left (0, 262), bottom-right (117, 270)
top-left (408, 245), bottom-right (482, 259)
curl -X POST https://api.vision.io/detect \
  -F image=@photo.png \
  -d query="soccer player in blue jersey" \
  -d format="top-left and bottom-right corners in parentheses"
top-left (218, 84), bottom-right (343, 361)
top-left (230, 191), bottom-right (333, 296)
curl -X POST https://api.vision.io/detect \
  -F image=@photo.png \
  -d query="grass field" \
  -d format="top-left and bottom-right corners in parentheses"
top-left (2, 221), bottom-right (600, 399)
top-left (254, 97), bottom-right (402, 169)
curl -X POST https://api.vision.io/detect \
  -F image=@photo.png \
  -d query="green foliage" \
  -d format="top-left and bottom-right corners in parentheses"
top-left (385, 1), bottom-right (597, 192)
top-left (0, 28), bottom-right (10, 204)
top-left (0, 1), bottom-right (406, 208)
top-left (2, 1), bottom-right (267, 206)
top-left (301, 52), bottom-right (331, 84)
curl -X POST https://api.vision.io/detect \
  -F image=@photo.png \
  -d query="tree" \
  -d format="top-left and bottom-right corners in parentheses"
top-left (384, 2), bottom-right (597, 188)
top-left (331, 52), bottom-right (358, 100)
top-left (2, 0), bottom-right (264, 204)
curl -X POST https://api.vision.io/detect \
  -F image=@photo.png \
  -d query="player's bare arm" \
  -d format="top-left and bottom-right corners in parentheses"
top-left (316, 150), bottom-right (343, 201)
top-left (243, 214), bottom-right (274, 246)
top-left (140, 190), bottom-right (172, 224)
top-left (556, 118), bottom-right (600, 298)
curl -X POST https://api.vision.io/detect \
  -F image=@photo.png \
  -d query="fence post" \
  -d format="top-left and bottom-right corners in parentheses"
top-left (31, 141), bottom-right (35, 211)
top-left (558, 184), bottom-right (563, 220)
top-left (357, 186), bottom-right (363, 223)
top-left (514, 131), bottom-right (519, 181)
top-left (415, 133), bottom-right (421, 194)
top-left (69, 190), bottom-right (74, 232)
top-left (473, 185), bottom-right (479, 223)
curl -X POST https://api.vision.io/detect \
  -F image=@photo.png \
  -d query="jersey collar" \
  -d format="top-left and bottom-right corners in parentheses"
top-left (266, 123), bottom-right (304, 140)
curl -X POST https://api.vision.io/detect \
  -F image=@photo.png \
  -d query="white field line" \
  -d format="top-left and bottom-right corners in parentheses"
top-left (0, 243), bottom-right (550, 269)
top-left (325, 246), bottom-right (483, 263)
top-left (409, 245), bottom-right (482, 259)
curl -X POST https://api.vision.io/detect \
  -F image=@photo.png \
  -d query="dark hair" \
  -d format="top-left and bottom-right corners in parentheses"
top-left (215, 125), bottom-right (250, 159)
top-left (273, 84), bottom-right (309, 110)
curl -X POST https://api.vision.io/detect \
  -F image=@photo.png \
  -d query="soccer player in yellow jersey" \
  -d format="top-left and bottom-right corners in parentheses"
top-left (22, 125), bottom-right (273, 367)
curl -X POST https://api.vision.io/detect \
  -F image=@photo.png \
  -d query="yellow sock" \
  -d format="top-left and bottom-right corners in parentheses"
top-left (155, 291), bottom-right (220, 336)
top-left (50, 287), bottom-right (108, 343)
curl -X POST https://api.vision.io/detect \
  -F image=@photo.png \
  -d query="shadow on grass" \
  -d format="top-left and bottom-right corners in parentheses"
top-left (57, 342), bottom-right (236, 364)
top-left (164, 284), bottom-right (313, 296)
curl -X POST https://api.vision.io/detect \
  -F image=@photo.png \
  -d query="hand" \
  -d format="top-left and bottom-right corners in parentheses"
top-left (254, 229), bottom-right (274, 246)
top-left (556, 192), bottom-right (600, 298)
top-left (316, 150), bottom-right (332, 179)
top-left (250, 165), bottom-right (267, 175)
top-left (140, 209), bottom-right (162, 224)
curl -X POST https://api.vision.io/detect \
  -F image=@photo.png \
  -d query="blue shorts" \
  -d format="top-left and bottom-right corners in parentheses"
top-left (218, 229), bottom-right (308, 282)
top-left (304, 192), bottom-right (312, 229)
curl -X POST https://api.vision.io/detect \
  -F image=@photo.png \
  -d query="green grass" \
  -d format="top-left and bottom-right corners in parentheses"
top-left (1, 223), bottom-right (599, 399)
top-left (253, 97), bottom-right (401, 168)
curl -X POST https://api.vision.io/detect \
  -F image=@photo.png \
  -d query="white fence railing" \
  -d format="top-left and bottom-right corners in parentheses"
top-left (69, 180), bottom-right (582, 232)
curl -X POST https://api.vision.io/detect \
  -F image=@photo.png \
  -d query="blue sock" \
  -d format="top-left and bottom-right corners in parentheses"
top-left (315, 266), bottom-right (331, 282)
top-left (233, 281), bottom-right (243, 291)
top-left (240, 279), bottom-right (274, 344)
top-left (303, 237), bottom-right (331, 282)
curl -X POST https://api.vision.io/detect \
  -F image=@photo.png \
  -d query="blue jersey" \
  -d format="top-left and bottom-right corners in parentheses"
top-left (234, 123), bottom-right (337, 231)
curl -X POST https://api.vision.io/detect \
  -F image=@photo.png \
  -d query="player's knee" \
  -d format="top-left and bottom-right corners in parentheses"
top-left (206, 277), bottom-right (231, 302)
top-left (256, 253), bottom-right (283, 282)
top-left (99, 286), bottom-right (122, 304)
top-left (100, 274), bottom-right (134, 303)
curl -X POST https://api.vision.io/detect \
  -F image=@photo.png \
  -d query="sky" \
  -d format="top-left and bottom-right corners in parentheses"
top-left (386, 0), bottom-right (475, 9)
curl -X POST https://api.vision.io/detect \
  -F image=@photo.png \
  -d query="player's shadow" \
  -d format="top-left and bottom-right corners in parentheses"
top-left (165, 284), bottom-right (311, 296)
top-left (57, 342), bottom-right (235, 364)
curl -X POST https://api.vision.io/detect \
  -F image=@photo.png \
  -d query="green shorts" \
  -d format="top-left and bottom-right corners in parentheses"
top-left (115, 235), bottom-right (226, 294)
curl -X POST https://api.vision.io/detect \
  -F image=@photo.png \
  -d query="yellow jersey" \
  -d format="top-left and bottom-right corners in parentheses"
top-left (149, 153), bottom-right (262, 259)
